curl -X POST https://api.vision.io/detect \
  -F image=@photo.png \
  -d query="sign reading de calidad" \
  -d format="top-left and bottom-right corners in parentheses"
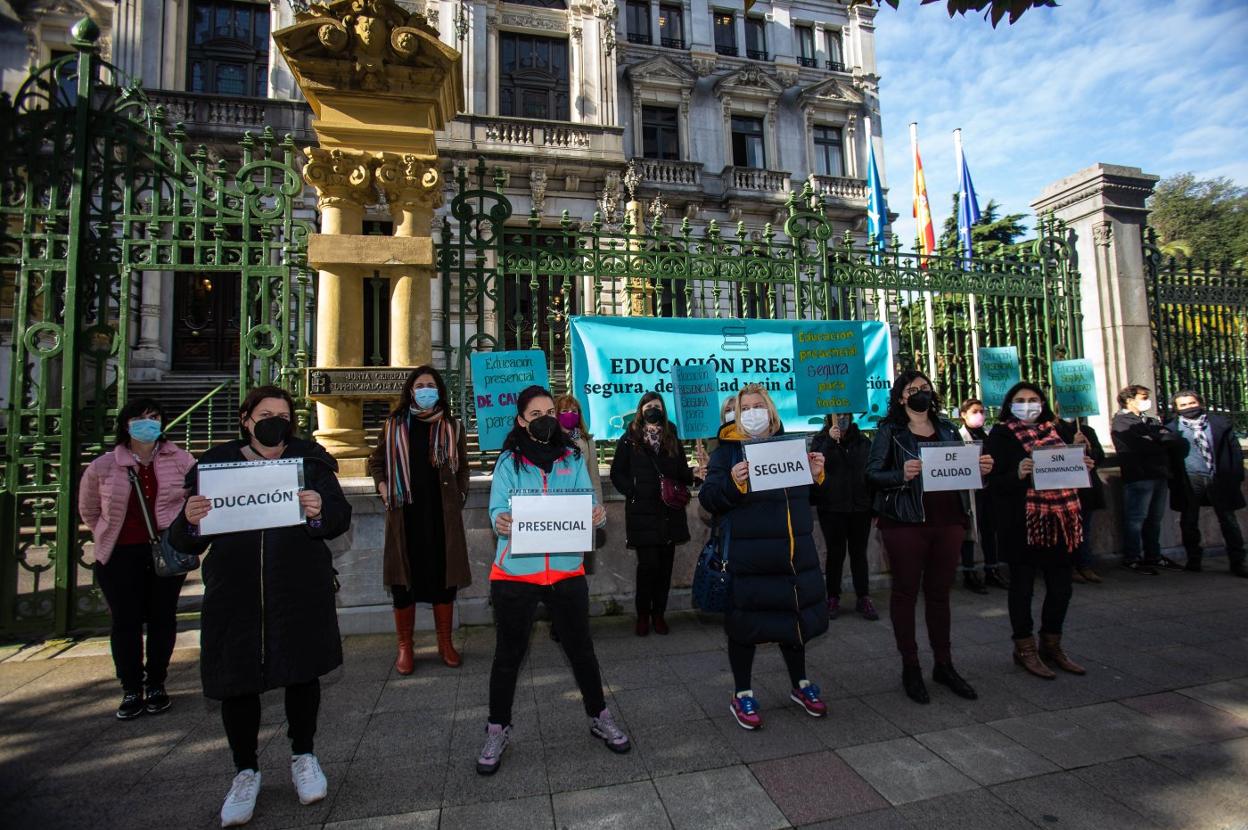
top-left (197, 458), bottom-right (304, 535)
top-left (509, 492), bottom-right (594, 554)
top-left (920, 442), bottom-right (984, 492)
top-left (743, 437), bottom-right (813, 492)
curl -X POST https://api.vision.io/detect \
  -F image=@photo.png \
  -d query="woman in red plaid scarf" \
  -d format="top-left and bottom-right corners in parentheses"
top-left (984, 382), bottom-right (1097, 680)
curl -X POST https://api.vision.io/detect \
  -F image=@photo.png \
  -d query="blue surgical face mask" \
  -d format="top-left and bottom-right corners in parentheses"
top-left (128, 418), bottom-right (163, 443)
top-left (411, 387), bottom-right (440, 410)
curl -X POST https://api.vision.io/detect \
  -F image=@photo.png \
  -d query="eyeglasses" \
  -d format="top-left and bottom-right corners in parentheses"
top-left (903, 386), bottom-right (932, 396)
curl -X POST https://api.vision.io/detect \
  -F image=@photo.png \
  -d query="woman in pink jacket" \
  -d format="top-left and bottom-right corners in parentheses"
top-left (79, 397), bottom-right (195, 720)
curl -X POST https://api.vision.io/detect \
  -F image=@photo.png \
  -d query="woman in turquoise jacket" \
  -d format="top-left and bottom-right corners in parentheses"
top-left (476, 385), bottom-right (628, 775)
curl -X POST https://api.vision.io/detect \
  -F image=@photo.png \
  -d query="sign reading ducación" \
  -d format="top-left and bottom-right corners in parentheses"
top-left (197, 458), bottom-right (304, 535)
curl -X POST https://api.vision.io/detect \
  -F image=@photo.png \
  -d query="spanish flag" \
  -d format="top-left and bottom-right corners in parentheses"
top-left (910, 122), bottom-right (936, 263)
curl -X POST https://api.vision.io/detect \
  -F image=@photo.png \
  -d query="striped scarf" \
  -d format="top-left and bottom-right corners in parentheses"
top-left (1179, 415), bottom-right (1214, 472)
top-left (1006, 419), bottom-right (1083, 553)
top-left (382, 408), bottom-right (459, 510)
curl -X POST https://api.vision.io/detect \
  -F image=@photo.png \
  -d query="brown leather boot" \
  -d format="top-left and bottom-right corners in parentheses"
top-left (433, 603), bottom-right (462, 668)
top-left (393, 606), bottom-right (416, 675)
top-left (1012, 636), bottom-right (1056, 679)
top-left (1039, 633), bottom-right (1086, 675)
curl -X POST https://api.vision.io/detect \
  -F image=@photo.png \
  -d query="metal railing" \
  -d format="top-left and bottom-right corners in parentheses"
top-left (163, 380), bottom-right (238, 451)
top-left (826, 60), bottom-right (846, 71)
top-left (661, 37), bottom-right (685, 49)
top-left (715, 44), bottom-right (738, 56)
top-left (798, 56), bottom-right (817, 68)
top-left (747, 49), bottom-right (770, 61)
top-left (627, 32), bottom-right (652, 45)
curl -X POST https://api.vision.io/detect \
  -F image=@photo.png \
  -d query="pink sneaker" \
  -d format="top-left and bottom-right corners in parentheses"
top-left (730, 694), bottom-right (762, 730)
top-left (790, 682), bottom-right (828, 718)
top-left (856, 596), bottom-right (879, 621)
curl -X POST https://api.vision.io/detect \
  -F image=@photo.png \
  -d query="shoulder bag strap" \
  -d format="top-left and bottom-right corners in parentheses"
top-left (126, 466), bottom-right (159, 545)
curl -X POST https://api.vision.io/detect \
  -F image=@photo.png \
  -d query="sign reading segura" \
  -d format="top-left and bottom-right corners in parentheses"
top-left (743, 437), bottom-right (813, 492)
top-left (509, 492), bottom-right (595, 554)
top-left (197, 458), bottom-right (304, 535)
top-left (920, 442), bottom-right (984, 493)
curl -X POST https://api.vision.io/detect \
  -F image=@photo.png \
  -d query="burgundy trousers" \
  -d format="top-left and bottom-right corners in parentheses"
top-left (879, 524), bottom-right (964, 667)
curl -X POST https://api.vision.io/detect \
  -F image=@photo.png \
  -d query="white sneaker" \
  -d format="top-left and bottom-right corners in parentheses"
top-left (220, 769), bottom-right (261, 827)
top-left (291, 753), bottom-right (327, 805)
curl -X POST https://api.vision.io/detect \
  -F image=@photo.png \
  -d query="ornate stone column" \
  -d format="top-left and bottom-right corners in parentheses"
top-left (376, 153), bottom-right (443, 367)
top-left (304, 147), bottom-right (376, 459)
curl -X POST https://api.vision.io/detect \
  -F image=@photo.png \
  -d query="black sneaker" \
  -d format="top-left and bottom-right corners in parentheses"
top-left (962, 572), bottom-right (988, 595)
top-left (116, 691), bottom-right (145, 720)
top-left (1122, 561), bottom-right (1159, 576)
top-left (902, 665), bottom-right (930, 704)
top-left (1146, 556), bottom-right (1185, 572)
top-left (984, 568), bottom-right (1011, 590)
top-left (932, 663), bottom-right (978, 700)
top-left (145, 686), bottom-right (172, 714)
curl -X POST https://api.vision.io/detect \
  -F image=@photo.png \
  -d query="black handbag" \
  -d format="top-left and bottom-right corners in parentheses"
top-left (127, 467), bottom-right (200, 578)
top-left (691, 517), bottom-right (732, 613)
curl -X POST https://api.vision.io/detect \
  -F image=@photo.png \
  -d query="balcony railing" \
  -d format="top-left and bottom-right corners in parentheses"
top-left (797, 56), bottom-right (817, 68)
top-left (661, 37), bottom-right (685, 49)
top-left (636, 158), bottom-right (703, 188)
top-left (722, 166), bottom-right (790, 195)
top-left (715, 44), bottom-right (738, 56)
top-left (746, 49), bottom-right (770, 61)
top-left (810, 174), bottom-right (869, 202)
top-left (441, 114), bottom-right (626, 161)
top-left (826, 60), bottom-right (846, 72)
top-left (146, 89), bottom-right (314, 142)
top-left (627, 32), bottom-right (652, 45)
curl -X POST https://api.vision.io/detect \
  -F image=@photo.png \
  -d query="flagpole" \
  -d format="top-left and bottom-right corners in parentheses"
top-left (957, 126), bottom-right (983, 398)
top-left (911, 121), bottom-right (939, 386)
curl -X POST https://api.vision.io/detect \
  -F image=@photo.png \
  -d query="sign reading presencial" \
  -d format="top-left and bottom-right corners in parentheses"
top-left (743, 437), bottom-right (812, 492)
top-left (671, 363), bottom-right (721, 438)
top-left (920, 442), bottom-right (983, 493)
top-left (509, 492), bottom-right (594, 554)
top-left (470, 350), bottom-right (549, 451)
top-left (977, 346), bottom-right (1020, 409)
top-left (570, 316), bottom-right (893, 440)
top-left (1051, 359), bottom-right (1100, 418)
top-left (1031, 445), bottom-right (1090, 491)
top-left (792, 323), bottom-right (867, 415)
top-left (197, 458), bottom-right (304, 535)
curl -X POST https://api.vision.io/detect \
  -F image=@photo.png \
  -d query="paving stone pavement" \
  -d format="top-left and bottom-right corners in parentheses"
top-left (2, 567), bottom-right (1247, 829)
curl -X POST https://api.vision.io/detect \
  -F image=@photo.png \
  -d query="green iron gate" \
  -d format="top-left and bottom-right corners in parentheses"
top-left (0, 19), bottom-right (312, 637)
top-left (437, 159), bottom-right (1084, 460)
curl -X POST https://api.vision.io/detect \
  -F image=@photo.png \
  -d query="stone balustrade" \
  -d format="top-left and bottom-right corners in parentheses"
top-left (722, 166), bottom-right (791, 195)
top-left (637, 159), bottom-right (703, 188)
top-left (442, 115), bottom-right (626, 160)
top-left (145, 90), bottom-right (314, 143)
top-left (811, 174), bottom-right (869, 202)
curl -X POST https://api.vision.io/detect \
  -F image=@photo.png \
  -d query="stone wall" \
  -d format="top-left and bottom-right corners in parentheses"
top-left (328, 463), bottom-right (1248, 634)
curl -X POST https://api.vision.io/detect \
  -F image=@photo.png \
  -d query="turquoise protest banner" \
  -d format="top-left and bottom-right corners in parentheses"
top-left (977, 346), bottom-right (1020, 409)
top-left (792, 323), bottom-right (867, 414)
top-left (1051, 359), bottom-right (1100, 418)
top-left (469, 350), bottom-right (549, 451)
top-left (569, 317), bottom-right (893, 440)
top-left (671, 363), bottom-right (720, 438)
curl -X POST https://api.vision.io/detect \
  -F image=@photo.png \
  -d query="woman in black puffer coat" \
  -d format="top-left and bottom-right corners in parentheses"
top-left (699, 384), bottom-right (829, 731)
top-left (610, 392), bottom-right (695, 637)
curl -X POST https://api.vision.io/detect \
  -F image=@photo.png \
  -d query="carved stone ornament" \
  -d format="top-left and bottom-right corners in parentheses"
top-left (798, 76), bottom-right (865, 109)
top-left (715, 65), bottom-right (787, 99)
top-left (304, 147), bottom-right (377, 208)
top-left (375, 152), bottom-right (443, 211)
top-left (530, 168), bottom-right (549, 215)
top-left (690, 52), bottom-right (717, 76)
top-left (598, 171), bottom-right (622, 224)
top-left (1093, 221), bottom-right (1113, 247)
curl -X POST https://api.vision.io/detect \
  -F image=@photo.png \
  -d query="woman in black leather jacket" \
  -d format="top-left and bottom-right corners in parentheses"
top-left (865, 370), bottom-right (994, 705)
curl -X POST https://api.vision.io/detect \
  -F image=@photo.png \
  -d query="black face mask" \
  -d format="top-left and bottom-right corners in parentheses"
top-left (642, 408), bottom-right (665, 425)
top-left (905, 390), bottom-right (934, 414)
top-left (1179, 406), bottom-right (1204, 420)
top-left (250, 416), bottom-right (291, 448)
top-left (527, 415), bottom-right (560, 444)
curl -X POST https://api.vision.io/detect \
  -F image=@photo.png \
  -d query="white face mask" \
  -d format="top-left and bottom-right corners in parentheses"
top-left (740, 408), bottom-right (770, 436)
top-left (1011, 402), bottom-right (1043, 423)
top-left (723, 410), bottom-right (736, 423)
top-left (1136, 399), bottom-right (1152, 413)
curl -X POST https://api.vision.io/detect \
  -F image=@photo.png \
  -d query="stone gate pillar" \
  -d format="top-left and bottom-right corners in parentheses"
top-left (1031, 164), bottom-right (1159, 439)
top-left (377, 154), bottom-right (442, 367)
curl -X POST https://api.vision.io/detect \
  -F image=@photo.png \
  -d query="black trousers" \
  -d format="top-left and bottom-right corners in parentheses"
top-left (727, 638), bottom-right (806, 693)
top-left (961, 491), bottom-right (1001, 571)
top-left (1180, 475), bottom-right (1246, 567)
top-left (634, 544), bottom-right (676, 615)
top-left (817, 510), bottom-right (872, 598)
top-left (1007, 554), bottom-right (1074, 640)
top-left (488, 576), bottom-right (606, 726)
top-left (94, 543), bottom-right (186, 693)
top-left (221, 679), bottom-right (321, 772)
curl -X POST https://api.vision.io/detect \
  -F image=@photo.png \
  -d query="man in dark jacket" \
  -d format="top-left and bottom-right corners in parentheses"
top-left (1167, 391), bottom-right (1247, 577)
top-left (1110, 384), bottom-right (1187, 575)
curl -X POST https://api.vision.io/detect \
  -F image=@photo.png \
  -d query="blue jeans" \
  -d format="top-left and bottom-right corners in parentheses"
top-left (1121, 479), bottom-right (1168, 562)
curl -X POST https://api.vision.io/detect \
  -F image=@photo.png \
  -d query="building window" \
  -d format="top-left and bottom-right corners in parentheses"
top-left (745, 17), bottom-right (768, 61)
top-left (796, 26), bottom-right (816, 67)
top-left (626, 1), bottom-right (651, 45)
top-left (713, 12), bottom-right (736, 56)
top-left (730, 115), bottom-right (766, 168)
top-left (187, 0), bottom-right (270, 97)
top-left (813, 125), bottom-right (844, 177)
top-left (826, 29), bottom-right (844, 71)
top-left (641, 106), bottom-right (679, 160)
top-left (505, 0), bottom-right (567, 7)
top-left (499, 32), bottom-right (570, 121)
top-left (658, 4), bottom-right (684, 49)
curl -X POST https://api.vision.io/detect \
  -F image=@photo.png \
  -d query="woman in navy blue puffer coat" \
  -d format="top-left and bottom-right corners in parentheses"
top-left (699, 384), bottom-right (830, 731)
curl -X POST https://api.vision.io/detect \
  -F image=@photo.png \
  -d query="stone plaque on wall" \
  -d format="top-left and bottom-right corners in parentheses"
top-left (307, 367), bottom-right (416, 398)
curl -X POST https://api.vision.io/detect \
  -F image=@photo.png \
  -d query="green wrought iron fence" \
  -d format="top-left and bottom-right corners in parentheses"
top-left (436, 160), bottom-right (1084, 466)
top-left (1145, 232), bottom-right (1248, 429)
top-left (0, 20), bottom-right (311, 637)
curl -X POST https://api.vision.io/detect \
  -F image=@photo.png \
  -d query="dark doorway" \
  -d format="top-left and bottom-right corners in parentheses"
top-left (171, 272), bottom-right (240, 370)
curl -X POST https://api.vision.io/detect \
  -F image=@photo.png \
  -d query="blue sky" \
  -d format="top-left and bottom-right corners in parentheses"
top-left (872, 0), bottom-right (1248, 246)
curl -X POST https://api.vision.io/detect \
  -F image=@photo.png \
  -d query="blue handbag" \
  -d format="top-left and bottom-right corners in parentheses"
top-left (691, 517), bottom-right (732, 613)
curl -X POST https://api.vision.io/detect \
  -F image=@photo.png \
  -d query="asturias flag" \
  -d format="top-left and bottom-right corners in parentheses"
top-left (956, 130), bottom-right (982, 269)
top-left (910, 123), bottom-right (936, 263)
top-left (866, 138), bottom-right (888, 258)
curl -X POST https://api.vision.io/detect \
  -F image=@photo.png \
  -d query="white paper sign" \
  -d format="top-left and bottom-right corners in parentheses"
top-left (510, 493), bottom-right (594, 554)
top-left (920, 442), bottom-right (984, 492)
top-left (198, 458), bottom-right (304, 535)
top-left (1032, 445), bottom-right (1091, 491)
top-left (744, 437), bottom-right (813, 492)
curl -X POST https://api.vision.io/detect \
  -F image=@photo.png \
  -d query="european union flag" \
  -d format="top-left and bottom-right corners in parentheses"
top-left (866, 140), bottom-right (888, 261)
top-left (957, 146), bottom-right (981, 268)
